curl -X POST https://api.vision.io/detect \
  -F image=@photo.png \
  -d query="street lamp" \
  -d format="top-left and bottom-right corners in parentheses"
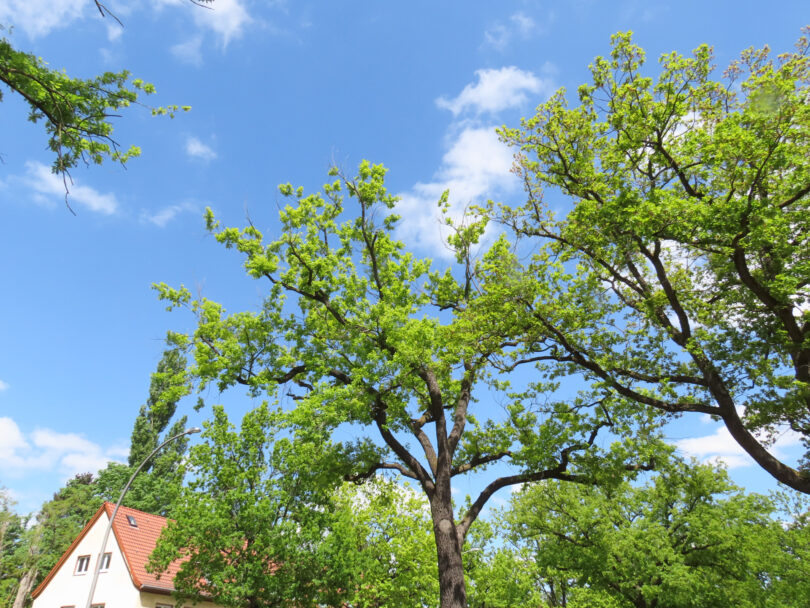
top-left (85, 426), bottom-right (201, 608)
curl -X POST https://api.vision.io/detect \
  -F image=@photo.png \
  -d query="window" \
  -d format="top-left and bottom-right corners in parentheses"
top-left (75, 555), bottom-right (90, 575)
top-left (99, 552), bottom-right (112, 571)
top-left (126, 514), bottom-right (138, 527)
top-left (155, 604), bottom-right (174, 608)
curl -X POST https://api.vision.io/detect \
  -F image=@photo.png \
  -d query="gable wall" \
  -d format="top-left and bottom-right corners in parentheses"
top-left (32, 512), bottom-right (141, 608)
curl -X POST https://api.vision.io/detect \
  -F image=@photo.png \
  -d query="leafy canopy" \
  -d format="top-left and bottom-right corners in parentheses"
top-left (0, 24), bottom-right (190, 212)
top-left (157, 161), bottom-right (662, 608)
top-left (498, 27), bottom-right (810, 492)
top-left (502, 457), bottom-right (803, 608)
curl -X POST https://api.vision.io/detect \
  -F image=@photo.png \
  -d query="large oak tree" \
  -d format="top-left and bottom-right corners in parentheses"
top-left (157, 162), bottom-right (659, 608)
top-left (498, 28), bottom-right (810, 492)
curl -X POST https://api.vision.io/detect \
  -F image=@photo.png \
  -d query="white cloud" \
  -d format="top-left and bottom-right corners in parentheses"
top-left (32, 428), bottom-right (100, 454)
top-left (397, 65), bottom-right (555, 257)
top-left (191, 0), bottom-right (252, 47)
top-left (675, 424), bottom-right (802, 469)
top-left (483, 11), bottom-right (545, 52)
top-left (0, 418), bottom-right (29, 465)
top-left (171, 36), bottom-right (204, 66)
top-left (0, 380), bottom-right (9, 391)
top-left (21, 162), bottom-right (119, 215)
top-left (1, 0), bottom-right (250, 47)
top-left (436, 66), bottom-right (552, 116)
top-left (396, 126), bottom-right (518, 257)
top-left (0, 0), bottom-right (91, 38)
top-left (106, 22), bottom-right (124, 42)
top-left (0, 417), bottom-right (121, 478)
top-left (510, 12), bottom-right (536, 36)
top-left (141, 202), bottom-right (198, 228)
top-left (61, 451), bottom-right (115, 474)
top-left (185, 136), bottom-right (218, 161)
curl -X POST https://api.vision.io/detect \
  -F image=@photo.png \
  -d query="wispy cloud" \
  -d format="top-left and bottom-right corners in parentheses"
top-left (191, 0), bottom-right (252, 47)
top-left (0, 0), bottom-right (91, 38)
top-left (21, 162), bottom-right (119, 215)
top-left (105, 21), bottom-right (124, 42)
top-left (185, 136), bottom-right (218, 161)
top-left (436, 66), bottom-right (554, 116)
top-left (1, 0), bottom-right (251, 48)
top-left (171, 36), bottom-right (204, 66)
top-left (483, 10), bottom-right (547, 52)
top-left (141, 202), bottom-right (198, 228)
top-left (0, 417), bottom-right (122, 478)
top-left (0, 380), bottom-right (9, 392)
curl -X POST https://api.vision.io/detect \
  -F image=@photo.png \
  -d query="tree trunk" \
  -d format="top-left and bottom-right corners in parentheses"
top-left (429, 491), bottom-right (467, 608)
top-left (12, 566), bottom-right (37, 608)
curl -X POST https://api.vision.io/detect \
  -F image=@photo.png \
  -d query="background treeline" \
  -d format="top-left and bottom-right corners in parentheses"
top-left (3, 391), bottom-right (808, 607)
top-left (0, 350), bottom-right (191, 607)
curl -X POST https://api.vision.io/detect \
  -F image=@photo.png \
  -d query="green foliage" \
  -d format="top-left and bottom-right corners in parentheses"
top-left (498, 27), bottom-right (810, 492)
top-left (331, 478), bottom-right (440, 607)
top-left (95, 349), bottom-right (192, 516)
top-left (767, 490), bottom-right (810, 605)
top-left (0, 31), bottom-right (189, 184)
top-left (159, 161), bottom-right (664, 607)
top-left (501, 458), bottom-right (791, 607)
top-left (36, 473), bottom-right (104, 576)
top-left (149, 404), bottom-right (355, 608)
top-left (465, 542), bottom-right (547, 607)
top-left (150, 402), bottom-right (440, 607)
top-left (0, 489), bottom-right (27, 606)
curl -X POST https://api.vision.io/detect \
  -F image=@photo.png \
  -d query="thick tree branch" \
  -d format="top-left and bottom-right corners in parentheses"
top-left (345, 462), bottom-right (419, 482)
top-left (450, 451), bottom-right (511, 477)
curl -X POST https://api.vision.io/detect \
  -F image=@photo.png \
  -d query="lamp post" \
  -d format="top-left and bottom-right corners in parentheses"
top-left (85, 426), bottom-right (201, 608)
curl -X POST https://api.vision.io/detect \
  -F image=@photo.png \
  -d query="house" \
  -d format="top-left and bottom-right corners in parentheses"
top-left (31, 502), bottom-right (221, 608)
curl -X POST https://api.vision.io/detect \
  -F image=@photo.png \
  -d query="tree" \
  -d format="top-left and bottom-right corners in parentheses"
top-left (95, 349), bottom-right (191, 516)
top-left (330, 477), bottom-right (440, 607)
top-left (157, 161), bottom-right (661, 608)
top-left (463, 518), bottom-right (548, 608)
top-left (767, 489), bottom-right (810, 605)
top-left (498, 28), bottom-right (810, 492)
top-left (0, 489), bottom-right (27, 607)
top-left (149, 404), bottom-right (358, 608)
top-left (501, 457), bottom-right (787, 608)
top-left (9, 473), bottom-right (102, 608)
top-left (151, 404), bottom-right (441, 607)
top-left (0, 34), bottom-right (186, 192)
top-left (0, 3), bottom-right (213, 210)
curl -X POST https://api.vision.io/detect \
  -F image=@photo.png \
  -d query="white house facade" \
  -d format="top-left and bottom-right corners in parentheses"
top-left (31, 503), bottom-right (221, 608)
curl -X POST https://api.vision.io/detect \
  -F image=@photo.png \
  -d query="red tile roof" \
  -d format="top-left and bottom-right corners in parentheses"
top-left (105, 502), bottom-right (184, 592)
top-left (32, 502), bottom-right (185, 598)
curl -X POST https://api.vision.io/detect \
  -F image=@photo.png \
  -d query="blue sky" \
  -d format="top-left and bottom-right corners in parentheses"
top-left (0, 1), bottom-right (807, 514)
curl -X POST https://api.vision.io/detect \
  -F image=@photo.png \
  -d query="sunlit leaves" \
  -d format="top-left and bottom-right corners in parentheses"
top-left (0, 34), bottom-right (189, 179)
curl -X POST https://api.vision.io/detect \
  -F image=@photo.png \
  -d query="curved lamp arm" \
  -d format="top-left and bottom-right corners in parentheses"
top-left (85, 426), bottom-right (201, 608)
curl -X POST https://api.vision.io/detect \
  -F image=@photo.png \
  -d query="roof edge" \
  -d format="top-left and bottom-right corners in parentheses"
top-left (31, 503), bottom-right (107, 599)
top-left (105, 502), bottom-right (149, 591)
top-left (138, 583), bottom-right (174, 595)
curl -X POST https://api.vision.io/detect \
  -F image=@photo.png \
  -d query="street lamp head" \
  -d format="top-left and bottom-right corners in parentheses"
top-left (186, 427), bottom-right (202, 435)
